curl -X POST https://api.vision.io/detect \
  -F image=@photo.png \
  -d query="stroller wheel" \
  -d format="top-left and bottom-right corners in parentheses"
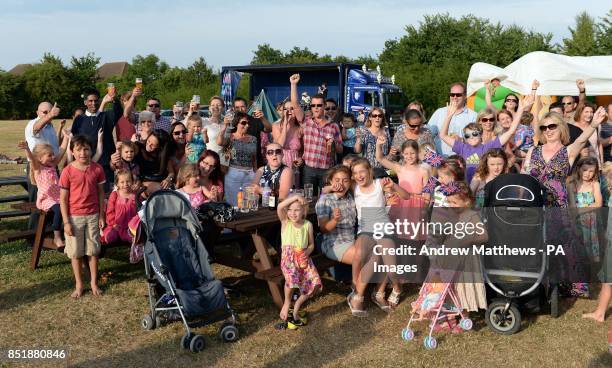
top-left (550, 284), bottom-right (560, 318)
top-left (423, 336), bottom-right (437, 349)
top-left (142, 314), bottom-right (156, 330)
top-left (189, 335), bottom-right (206, 353)
top-left (219, 323), bottom-right (239, 342)
top-left (485, 301), bottom-right (521, 335)
top-left (401, 328), bottom-right (414, 341)
top-left (459, 318), bottom-right (473, 331)
top-left (181, 333), bottom-right (193, 350)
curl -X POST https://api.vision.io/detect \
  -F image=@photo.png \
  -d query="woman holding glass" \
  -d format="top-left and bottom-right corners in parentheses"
top-left (204, 96), bottom-right (229, 168)
top-left (253, 142), bottom-right (293, 201)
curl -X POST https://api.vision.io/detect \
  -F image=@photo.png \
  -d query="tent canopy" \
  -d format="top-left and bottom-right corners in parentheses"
top-left (467, 51), bottom-right (612, 97)
top-left (248, 89), bottom-right (280, 122)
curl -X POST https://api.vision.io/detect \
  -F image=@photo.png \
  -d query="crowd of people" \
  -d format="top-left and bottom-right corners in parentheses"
top-left (21, 74), bottom-right (612, 334)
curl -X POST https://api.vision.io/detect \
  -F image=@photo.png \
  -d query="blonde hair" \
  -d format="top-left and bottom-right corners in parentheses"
top-left (537, 112), bottom-right (569, 145)
top-left (187, 114), bottom-right (202, 130)
top-left (177, 163), bottom-right (200, 188)
top-left (114, 169), bottom-right (133, 185)
top-left (285, 195), bottom-right (308, 218)
top-left (30, 143), bottom-right (55, 185)
top-left (365, 107), bottom-right (387, 128)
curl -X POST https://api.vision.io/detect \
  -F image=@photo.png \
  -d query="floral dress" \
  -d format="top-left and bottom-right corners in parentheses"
top-left (358, 127), bottom-right (390, 169)
top-left (575, 188), bottom-right (600, 262)
top-left (529, 145), bottom-right (589, 296)
top-left (280, 220), bottom-right (322, 296)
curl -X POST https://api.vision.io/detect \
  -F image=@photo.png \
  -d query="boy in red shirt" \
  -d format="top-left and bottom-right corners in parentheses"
top-left (59, 135), bottom-right (106, 298)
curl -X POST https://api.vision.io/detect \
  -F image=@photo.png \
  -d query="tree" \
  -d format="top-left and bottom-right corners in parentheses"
top-left (251, 43), bottom-right (285, 64)
top-left (596, 10), bottom-right (612, 54)
top-left (183, 57), bottom-right (217, 87)
top-left (23, 53), bottom-right (74, 116)
top-left (561, 11), bottom-right (599, 55)
top-left (126, 54), bottom-right (169, 83)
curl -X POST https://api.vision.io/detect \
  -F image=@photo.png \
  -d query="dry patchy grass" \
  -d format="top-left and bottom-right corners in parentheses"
top-left (0, 120), bottom-right (611, 367)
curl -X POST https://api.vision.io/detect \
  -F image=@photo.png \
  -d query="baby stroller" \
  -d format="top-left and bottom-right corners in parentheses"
top-left (482, 174), bottom-right (558, 335)
top-left (140, 190), bottom-right (238, 352)
top-left (401, 268), bottom-right (473, 349)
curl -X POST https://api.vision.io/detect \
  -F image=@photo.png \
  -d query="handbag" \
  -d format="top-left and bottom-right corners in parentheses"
top-left (197, 202), bottom-right (236, 223)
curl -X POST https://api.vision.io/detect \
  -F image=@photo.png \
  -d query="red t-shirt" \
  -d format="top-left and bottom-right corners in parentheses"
top-left (116, 116), bottom-right (136, 142)
top-left (59, 162), bottom-right (106, 215)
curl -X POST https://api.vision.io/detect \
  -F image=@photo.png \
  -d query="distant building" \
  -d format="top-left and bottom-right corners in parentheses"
top-left (96, 62), bottom-right (129, 80)
top-left (7, 64), bottom-right (32, 76)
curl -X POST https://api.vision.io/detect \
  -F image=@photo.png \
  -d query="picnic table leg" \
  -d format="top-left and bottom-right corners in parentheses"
top-left (30, 211), bottom-right (47, 270)
top-left (251, 231), bottom-right (284, 309)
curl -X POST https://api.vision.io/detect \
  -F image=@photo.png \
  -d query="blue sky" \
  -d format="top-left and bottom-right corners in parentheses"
top-left (0, 0), bottom-right (609, 71)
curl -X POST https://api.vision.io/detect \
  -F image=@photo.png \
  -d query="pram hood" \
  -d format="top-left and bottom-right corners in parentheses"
top-left (483, 174), bottom-right (546, 207)
top-left (143, 190), bottom-right (202, 239)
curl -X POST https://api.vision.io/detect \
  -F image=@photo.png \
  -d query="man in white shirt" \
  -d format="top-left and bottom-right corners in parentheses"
top-left (25, 102), bottom-right (61, 154)
top-left (428, 82), bottom-right (477, 156)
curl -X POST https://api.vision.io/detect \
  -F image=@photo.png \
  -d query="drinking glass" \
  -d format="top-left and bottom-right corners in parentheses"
top-left (304, 184), bottom-right (313, 202)
top-left (107, 83), bottom-right (115, 95)
top-left (135, 78), bottom-right (143, 89)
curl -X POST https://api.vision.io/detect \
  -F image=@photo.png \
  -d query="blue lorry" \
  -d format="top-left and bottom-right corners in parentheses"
top-left (220, 62), bottom-right (407, 129)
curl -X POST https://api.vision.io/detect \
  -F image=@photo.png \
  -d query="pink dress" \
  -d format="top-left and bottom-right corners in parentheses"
top-left (102, 191), bottom-right (137, 244)
top-left (34, 166), bottom-right (60, 211)
top-left (281, 127), bottom-right (302, 167)
top-left (180, 187), bottom-right (206, 208)
top-left (389, 165), bottom-right (428, 240)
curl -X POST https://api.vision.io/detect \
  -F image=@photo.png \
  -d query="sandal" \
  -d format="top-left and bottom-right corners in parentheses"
top-left (388, 289), bottom-right (401, 310)
top-left (371, 291), bottom-right (390, 312)
top-left (347, 291), bottom-right (368, 317)
top-left (287, 316), bottom-right (306, 330)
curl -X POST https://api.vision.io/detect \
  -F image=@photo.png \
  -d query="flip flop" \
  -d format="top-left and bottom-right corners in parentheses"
top-left (347, 291), bottom-right (367, 317)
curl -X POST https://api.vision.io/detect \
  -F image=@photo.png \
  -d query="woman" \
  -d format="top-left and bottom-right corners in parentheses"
top-left (169, 122), bottom-right (188, 170)
top-left (498, 109), bottom-right (517, 171)
top-left (204, 96), bottom-right (228, 167)
top-left (253, 143), bottom-right (293, 201)
top-left (217, 111), bottom-right (257, 206)
top-left (476, 108), bottom-right (499, 144)
top-left (354, 107), bottom-right (391, 172)
top-left (388, 109), bottom-right (434, 160)
top-left (572, 102), bottom-right (603, 166)
top-left (406, 101), bottom-right (426, 121)
top-left (198, 149), bottom-right (224, 202)
top-left (272, 76), bottom-right (304, 185)
top-left (134, 130), bottom-right (174, 193)
top-left (131, 111), bottom-right (155, 144)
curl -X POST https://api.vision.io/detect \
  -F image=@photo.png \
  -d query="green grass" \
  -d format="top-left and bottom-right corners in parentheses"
top-left (0, 120), bottom-right (611, 367)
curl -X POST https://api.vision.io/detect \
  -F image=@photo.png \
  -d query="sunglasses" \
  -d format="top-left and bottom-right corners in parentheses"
top-left (325, 106), bottom-right (337, 111)
top-left (41, 111), bottom-right (49, 114)
top-left (239, 120), bottom-right (249, 125)
top-left (173, 130), bottom-right (186, 136)
top-left (266, 149), bottom-right (283, 155)
top-left (505, 99), bottom-right (518, 103)
top-left (563, 102), bottom-right (574, 106)
top-left (310, 104), bottom-right (323, 108)
top-left (480, 117), bottom-right (495, 123)
top-left (449, 93), bottom-right (464, 97)
top-left (370, 114), bottom-right (383, 118)
top-left (539, 124), bottom-right (558, 132)
top-left (407, 123), bottom-right (420, 129)
top-left (464, 131), bottom-right (481, 139)
top-left (148, 104), bottom-right (160, 108)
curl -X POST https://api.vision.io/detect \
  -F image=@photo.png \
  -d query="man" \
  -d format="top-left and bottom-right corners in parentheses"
top-left (600, 103), bottom-right (612, 163)
top-left (302, 93), bottom-right (343, 194)
top-left (428, 82), bottom-right (477, 156)
top-left (70, 88), bottom-right (122, 191)
top-left (25, 102), bottom-right (61, 154)
top-left (145, 97), bottom-right (172, 132)
top-left (561, 79), bottom-right (587, 122)
top-left (233, 97), bottom-right (272, 167)
top-left (325, 98), bottom-right (339, 123)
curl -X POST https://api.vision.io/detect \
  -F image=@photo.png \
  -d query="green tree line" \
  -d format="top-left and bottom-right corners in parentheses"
top-left (0, 11), bottom-right (609, 120)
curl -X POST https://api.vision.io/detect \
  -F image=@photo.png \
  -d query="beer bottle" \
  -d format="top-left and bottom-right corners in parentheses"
top-left (268, 182), bottom-right (277, 210)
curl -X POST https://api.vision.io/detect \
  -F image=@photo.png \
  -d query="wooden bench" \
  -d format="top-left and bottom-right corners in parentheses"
top-left (0, 175), bottom-right (31, 220)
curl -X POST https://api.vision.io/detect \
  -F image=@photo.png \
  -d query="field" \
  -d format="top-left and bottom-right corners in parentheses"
top-left (0, 120), bottom-right (610, 367)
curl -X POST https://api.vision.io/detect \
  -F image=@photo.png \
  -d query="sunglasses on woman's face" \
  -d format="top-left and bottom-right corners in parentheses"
top-left (266, 149), bottom-right (283, 155)
top-left (505, 99), bottom-right (518, 103)
top-left (239, 120), bottom-right (249, 125)
top-left (370, 114), bottom-right (383, 118)
top-left (173, 130), bottom-right (186, 136)
top-left (480, 117), bottom-right (495, 123)
top-left (407, 123), bottom-right (420, 129)
top-left (464, 131), bottom-right (481, 139)
top-left (539, 124), bottom-right (558, 132)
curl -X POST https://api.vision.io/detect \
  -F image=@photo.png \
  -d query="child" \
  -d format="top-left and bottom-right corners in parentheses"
top-left (514, 111), bottom-right (535, 158)
top-left (18, 134), bottom-right (70, 249)
top-left (111, 141), bottom-right (140, 190)
top-left (102, 170), bottom-right (137, 244)
top-left (568, 157), bottom-right (602, 263)
top-left (347, 158), bottom-right (409, 314)
top-left (341, 113), bottom-right (357, 156)
top-left (469, 148), bottom-right (508, 207)
top-left (440, 96), bottom-right (532, 183)
top-left (277, 194), bottom-right (321, 329)
top-left (422, 160), bottom-right (465, 208)
top-left (59, 135), bottom-right (106, 298)
top-left (176, 163), bottom-right (216, 208)
top-left (186, 115), bottom-right (207, 163)
top-left (341, 154), bottom-right (359, 168)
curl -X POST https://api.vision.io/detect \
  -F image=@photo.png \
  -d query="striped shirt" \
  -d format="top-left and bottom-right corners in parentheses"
top-left (302, 117), bottom-right (342, 169)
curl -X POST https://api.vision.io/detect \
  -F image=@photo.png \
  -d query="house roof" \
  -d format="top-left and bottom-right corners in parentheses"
top-left (7, 64), bottom-right (32, 76)
top-left (96, 62), bottom-right (129, 80)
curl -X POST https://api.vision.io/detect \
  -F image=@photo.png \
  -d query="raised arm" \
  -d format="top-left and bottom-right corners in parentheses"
top-left (375, 135), bottom-right (400, 172)
top-left (123, 88), bottom-right (141, 120)
top-left (484, 80), bottom-right (497, 113)
top-left (290, 74), bottom-right (304, 123)
top-left (216, 116), bottom-right (232, 147)
top-left (17, 141), bottom-right (39, 171)
top-left (53, 130), bottom-right (71, 166)
top-left (92, 129), bottom-right (104, 162)
top-left (568, 106), bottom-right (607, 164)
top-left (440, 102), bottom-right (459, 148)
top-left (276, 193), bottom-right (303, 222)
top-left (576, 79), bottom-right (587, 110)
top-left (499, 95), bottom-right (534, 145)
top-left (32, 103), bottom-right (60, 134)
top-left (273, 118), bottom-right (290, 147)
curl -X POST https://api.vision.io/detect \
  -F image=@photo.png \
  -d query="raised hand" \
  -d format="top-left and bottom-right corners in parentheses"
top-left (592, 106), bottom-right (607, 126)
top-left (59, 119), bottom-right (66, 129)
top-left (290, 74), bottom-right (300, 84)
top-left (576, 79), bottom-right (585, 91)
top-left (520, 95), bottom-right (535, 110)
top-left (252, 110), bottom-right (263, 119)
top-left (132, 87), bottom-right (142, 98)
top-left (17, 141), bottom-right (28, 150)
top-left (389, 146), bottom-right (398, 156)
top-left (446, 101), bottom-right (459, 117)
top-left (531, 79), bottom-right (540, 90)
top-left (376, 135), bottom-right (387, 146)
top-left (50, 102), bottom-right (60, 118)
top-left (101, 94), bottom-right (113, 105)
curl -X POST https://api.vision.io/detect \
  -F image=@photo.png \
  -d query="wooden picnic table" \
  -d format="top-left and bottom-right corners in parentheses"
top-left (214, 206), bottom-right (331, 309)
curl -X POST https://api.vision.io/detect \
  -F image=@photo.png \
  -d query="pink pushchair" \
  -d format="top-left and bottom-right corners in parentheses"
top-left (401, 268), bottom-right (473, 349)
